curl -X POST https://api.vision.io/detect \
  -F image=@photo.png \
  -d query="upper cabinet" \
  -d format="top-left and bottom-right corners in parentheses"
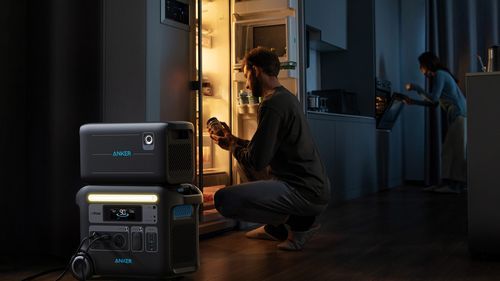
top-left (305, 0), bottom-right (347, 50)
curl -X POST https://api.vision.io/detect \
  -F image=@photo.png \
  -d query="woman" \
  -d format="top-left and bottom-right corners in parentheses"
top-left (405, 52), bottom-right (467, 193)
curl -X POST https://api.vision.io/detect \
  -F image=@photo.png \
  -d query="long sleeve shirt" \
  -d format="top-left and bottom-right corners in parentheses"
top-left (413, 70), bottom-right (467, 123)
top-left (231, 86), bottom-right (330, 205)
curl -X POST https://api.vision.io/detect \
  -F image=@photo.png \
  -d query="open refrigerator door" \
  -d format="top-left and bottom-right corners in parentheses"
top-left (196, 0), bottom-right (237, 234)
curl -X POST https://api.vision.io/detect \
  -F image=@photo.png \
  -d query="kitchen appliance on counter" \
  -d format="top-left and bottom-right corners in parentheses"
top-left (310, 89), bottom-right (359, 115)
top-left (307, 94), bottom-right (328, 112)
top-left (477, 45), bottom-right (500, 72)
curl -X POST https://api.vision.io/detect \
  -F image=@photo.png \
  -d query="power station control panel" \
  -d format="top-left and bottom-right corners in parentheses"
top-left (89, 204), bottom-right (157, 224)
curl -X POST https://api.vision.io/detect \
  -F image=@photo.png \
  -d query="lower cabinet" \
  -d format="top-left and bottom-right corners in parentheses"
top-left (308, 112), bottom-right (377, 203)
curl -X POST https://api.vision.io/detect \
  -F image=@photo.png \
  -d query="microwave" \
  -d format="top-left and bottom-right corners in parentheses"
top-left (233, 0), bottom-right (298, 77)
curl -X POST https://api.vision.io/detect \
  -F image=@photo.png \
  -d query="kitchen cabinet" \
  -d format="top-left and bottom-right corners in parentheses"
top-left (308, 112), bottom-right (377, 202)
top-left (305, 0), bottom-right (347, 49)
top-left (467, 72), bottom-right (500, 256)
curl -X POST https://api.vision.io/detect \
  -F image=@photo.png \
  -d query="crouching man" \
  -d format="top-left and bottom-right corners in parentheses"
top-left (209, 47), bottom-right (330, 251)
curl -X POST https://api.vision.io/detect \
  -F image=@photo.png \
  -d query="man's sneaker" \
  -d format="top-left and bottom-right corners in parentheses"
top-left (245, 225), bottom-right (283, 241)
top-left (277, 224), bottom-right (321, 251)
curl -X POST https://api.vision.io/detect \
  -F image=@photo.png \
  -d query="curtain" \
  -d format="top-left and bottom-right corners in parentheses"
top-left (429, 0), bottom-right (499, 87)
top-left (427, 0), bottom-right (500, 185)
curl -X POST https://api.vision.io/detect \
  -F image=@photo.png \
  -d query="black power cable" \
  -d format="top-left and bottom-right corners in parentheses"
top-left (21, 233), bottom-right (110, 281)
top-left (55, 233), bottom-right (110, 281)
top-left (21, 235), bottom-right (91, 281)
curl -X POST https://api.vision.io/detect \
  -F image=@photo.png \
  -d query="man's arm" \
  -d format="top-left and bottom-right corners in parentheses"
top-left (234, 137), bottom-right (250, 147)
top-left (231, 106), bottom-right (282, 171)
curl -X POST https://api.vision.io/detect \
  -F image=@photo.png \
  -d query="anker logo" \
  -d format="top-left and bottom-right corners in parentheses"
top-left (114, 258), bottom-right (133, 264)
top-left (112, 150), bottom-right (132, 157)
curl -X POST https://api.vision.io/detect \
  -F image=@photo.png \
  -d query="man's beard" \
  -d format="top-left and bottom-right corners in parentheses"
top-left (250, 76), bottom-right (263, 97)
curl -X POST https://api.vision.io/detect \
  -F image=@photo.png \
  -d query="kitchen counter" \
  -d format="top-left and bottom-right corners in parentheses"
top-left (307, 111), bottom-right (375, 121)
top-left (307, 111), bottom-right (377, 203)
top-left (466, 72), bottom-right (500, 255)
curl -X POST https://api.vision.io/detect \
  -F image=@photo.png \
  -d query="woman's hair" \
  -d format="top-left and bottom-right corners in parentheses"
top-left (418, 52), bottom-right (459, 83)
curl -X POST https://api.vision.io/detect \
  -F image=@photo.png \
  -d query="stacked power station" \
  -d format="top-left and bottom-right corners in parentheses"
top-left (71, 122), bottom-right (202, 280)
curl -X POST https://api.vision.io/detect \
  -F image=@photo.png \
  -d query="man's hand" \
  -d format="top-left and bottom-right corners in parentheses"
top-left (209, 122), bottom-right (235, 151)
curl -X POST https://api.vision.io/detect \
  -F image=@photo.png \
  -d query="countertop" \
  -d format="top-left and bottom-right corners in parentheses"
top-left (307, 111), bottom-right (375, 122)
top-left (466, 71), bottom-right (500, 77)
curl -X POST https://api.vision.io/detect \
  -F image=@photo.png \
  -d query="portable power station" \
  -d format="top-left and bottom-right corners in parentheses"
top-left (73, 184), bottom-right (202, 280)
top-left (80, 122), bottom-right (194, 185)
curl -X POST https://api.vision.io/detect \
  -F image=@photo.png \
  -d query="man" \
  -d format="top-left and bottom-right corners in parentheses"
top-left (210, 47), bottom-right (330, 251)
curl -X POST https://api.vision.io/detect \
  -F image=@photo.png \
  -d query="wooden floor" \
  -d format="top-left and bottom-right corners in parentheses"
top-left (5, 186), bottom-right (500, 281)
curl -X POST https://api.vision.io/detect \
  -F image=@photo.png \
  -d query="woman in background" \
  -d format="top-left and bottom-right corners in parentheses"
top-left (405, 51), bottom-right (467, 193)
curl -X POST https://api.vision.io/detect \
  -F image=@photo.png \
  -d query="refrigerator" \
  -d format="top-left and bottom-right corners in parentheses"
top-left (101, 0), bottom-right (306, 234)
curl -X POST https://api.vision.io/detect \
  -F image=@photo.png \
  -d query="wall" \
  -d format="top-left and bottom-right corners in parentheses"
top-left (103, 0), bottom-right (146, 122)
top-left (305, 0), bottom-right (347, 49)
top-left (375, 0), bottom-right (404, 188)
top-left (103, 0), bottom-right (195, 123)
top-left (0, 0), bottom-right (28, 256)
top-left (400, 0), bottom-right (427, 181)
top-left (375, 0), bottom-right (427, 184)
top-left (0, 0), bottom-right (101, 257)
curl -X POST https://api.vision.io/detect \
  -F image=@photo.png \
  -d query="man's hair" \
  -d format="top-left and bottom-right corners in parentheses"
top-left (242, 47), bottom-right (281, 77)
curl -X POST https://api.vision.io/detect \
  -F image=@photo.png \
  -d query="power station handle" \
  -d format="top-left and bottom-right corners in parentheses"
top-left (182, 185), bottom-right (203, 205)
top-left (184, 194), bottom-right (203, 205)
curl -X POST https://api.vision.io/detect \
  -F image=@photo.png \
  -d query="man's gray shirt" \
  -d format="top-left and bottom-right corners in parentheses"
top-left (231, 86), bottom-right (330, 205)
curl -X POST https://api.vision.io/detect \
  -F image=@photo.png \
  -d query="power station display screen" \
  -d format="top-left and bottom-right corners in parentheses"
top-left (104, 205), bottom-right (142, 221)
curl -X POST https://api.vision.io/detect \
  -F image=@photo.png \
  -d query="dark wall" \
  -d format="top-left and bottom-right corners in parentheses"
top-left (375, 0), bottom-right (404, 188)
top-left (0, 0), bottom-right (29, 256)
top-left (400, 0), bottom-right (426, 182)
top-left (1, 0), bottom-right (101, 257)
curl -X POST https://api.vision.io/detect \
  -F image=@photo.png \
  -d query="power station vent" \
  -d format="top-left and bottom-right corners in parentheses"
top-left (168, 143), bottom-right (193, 172)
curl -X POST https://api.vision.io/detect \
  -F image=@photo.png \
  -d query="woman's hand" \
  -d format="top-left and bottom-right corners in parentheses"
top-left (401, 96), bottom-right (412, 105)
top-left (405, 83), bottom-right (415, 91)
